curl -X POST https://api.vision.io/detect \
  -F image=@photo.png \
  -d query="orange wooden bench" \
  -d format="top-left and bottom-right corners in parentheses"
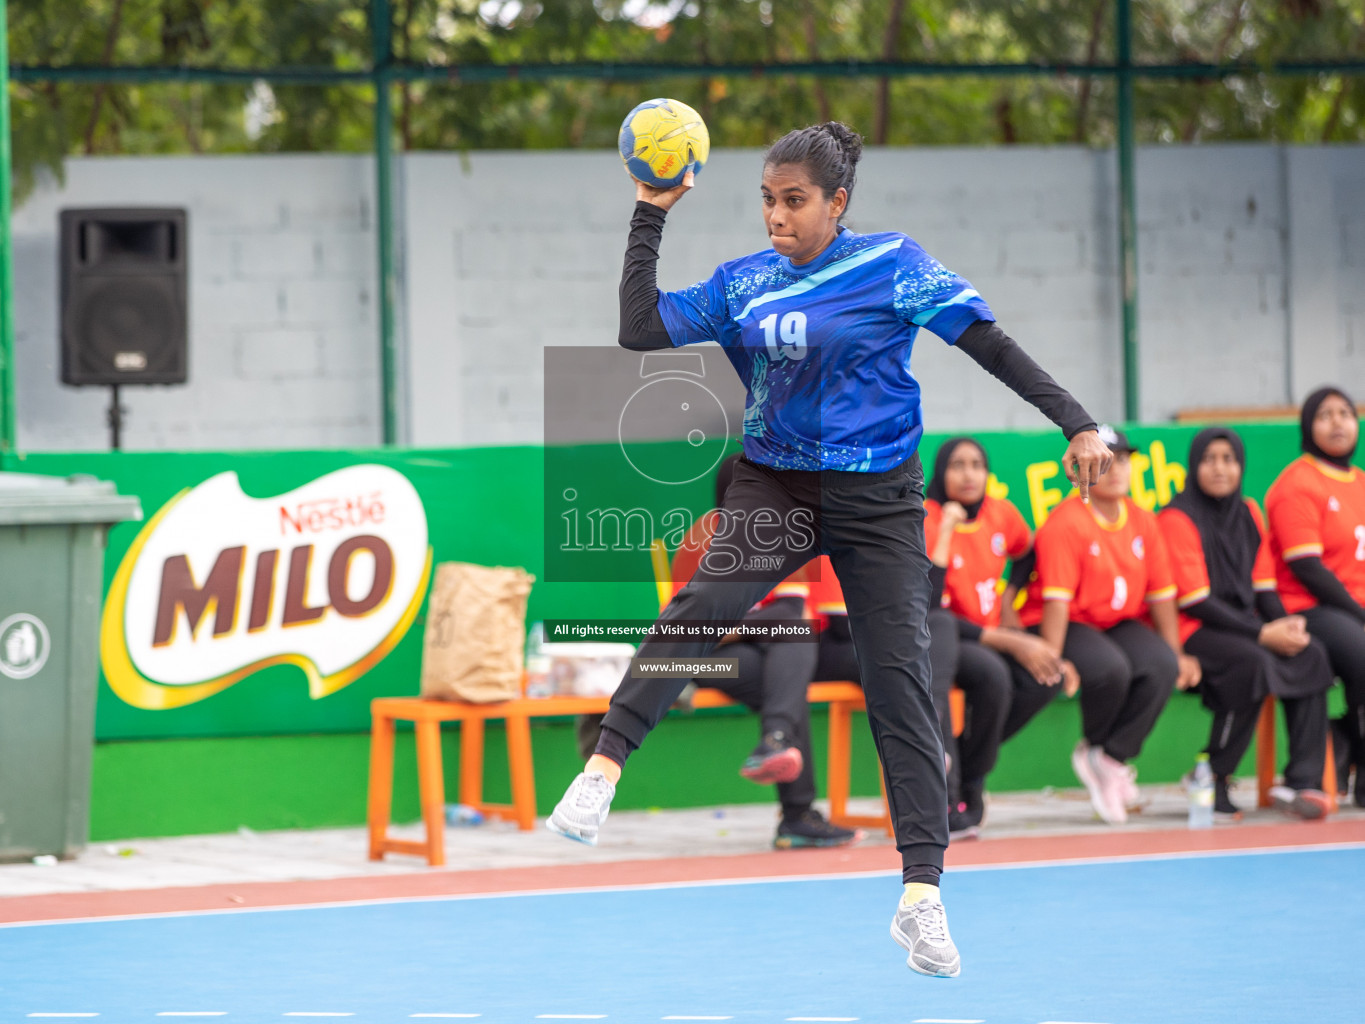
top-left (367, 683), bottom-right (966, 866)
top-left (1254, 695), bottom-right (1339, 814)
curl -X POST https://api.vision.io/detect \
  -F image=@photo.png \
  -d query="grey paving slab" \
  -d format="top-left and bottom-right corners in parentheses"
top-left (1, 782), bottom-right (1357, 899)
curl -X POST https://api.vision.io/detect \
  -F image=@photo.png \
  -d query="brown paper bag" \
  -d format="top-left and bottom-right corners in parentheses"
top-left (420, 562), bottom-right (535, 703)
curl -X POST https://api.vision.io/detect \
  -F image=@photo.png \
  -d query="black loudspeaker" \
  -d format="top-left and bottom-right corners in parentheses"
top-left (60, 207), bottom-right (188, 386)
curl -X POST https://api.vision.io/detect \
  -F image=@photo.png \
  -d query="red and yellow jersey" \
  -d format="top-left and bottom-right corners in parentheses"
top-left (1020, 495), bottom-right (1176, 630)
top-left (1265, 456), bottom-right (1365, 613)
top-left (923, 496), bottom-right (1032, 628)
top-left (1158, 499), bottom-right (1277, 643)
top-left (667, 511), bottom-right (809, 605)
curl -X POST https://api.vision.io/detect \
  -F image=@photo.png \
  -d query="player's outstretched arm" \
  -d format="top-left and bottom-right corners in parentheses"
top-left (620, 169), bottom-right (694, 351)
top-left (954, 320), bottom-right (1111, 501)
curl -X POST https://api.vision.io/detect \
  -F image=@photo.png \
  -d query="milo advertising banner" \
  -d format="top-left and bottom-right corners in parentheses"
top-left (101, 465), bottom-right (432, 712)
top-left (1, 422), bottom-right (1307, 740)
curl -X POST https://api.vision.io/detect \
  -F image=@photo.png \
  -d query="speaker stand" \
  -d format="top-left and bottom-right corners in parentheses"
top-left (106, 384), bottom-right (126, 450)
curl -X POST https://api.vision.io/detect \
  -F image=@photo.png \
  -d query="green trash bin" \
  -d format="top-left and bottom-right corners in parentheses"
top-left (0, 472), bottom-right (141, 862)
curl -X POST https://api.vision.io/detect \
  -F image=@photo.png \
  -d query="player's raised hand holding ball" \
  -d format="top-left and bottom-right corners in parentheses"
top-left (619, 98), bottom-right (708, 211)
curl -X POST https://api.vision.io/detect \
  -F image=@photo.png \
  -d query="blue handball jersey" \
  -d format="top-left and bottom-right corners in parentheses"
top-left (657, 226), bottom-right (994, 473)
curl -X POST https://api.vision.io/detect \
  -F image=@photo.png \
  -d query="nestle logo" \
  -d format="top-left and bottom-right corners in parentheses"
top-left (279, 494), bottom-right (386, 536)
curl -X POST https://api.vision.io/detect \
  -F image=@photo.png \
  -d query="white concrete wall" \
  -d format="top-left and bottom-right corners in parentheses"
top-left (11, 156), bottom-right (379, 451)
top-left (10, 144), bottom-right (1363, 451)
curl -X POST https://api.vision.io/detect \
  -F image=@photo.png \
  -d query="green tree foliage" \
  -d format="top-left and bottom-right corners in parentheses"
top-left (6, 0), bottom-right (1364, 202)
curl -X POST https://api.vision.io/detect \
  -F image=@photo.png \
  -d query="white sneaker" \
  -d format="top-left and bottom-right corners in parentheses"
top-left (890, 895), bottom-right (961, 978)
top-left (1072, 740), bottom-right (1127, 824)
top-left (1121, 762), bottom-right (1145, 812)
top-left (546, 771), bottom-right (616, 846)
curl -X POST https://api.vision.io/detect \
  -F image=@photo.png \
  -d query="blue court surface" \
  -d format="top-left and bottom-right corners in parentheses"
top-left (2, 846), bottom-right (1361, 1023)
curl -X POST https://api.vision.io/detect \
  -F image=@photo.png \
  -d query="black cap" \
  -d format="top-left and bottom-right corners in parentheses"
top-left (1097, 423), bottom-right (1138, 454)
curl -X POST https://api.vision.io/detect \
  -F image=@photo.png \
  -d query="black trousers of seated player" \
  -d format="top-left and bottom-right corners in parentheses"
top-left (707, 639), bottom-right (819, 815)
top-left (1047, 620), bottom-right (1178, 763)
top-left (927, 612), bottom-right (1059, 802)
top-left (601, 454), bottom-right (948, 874)
top-left (1183, 626), bottom-right (1331, 790)
top-left (1303, 605), bottom-right (1365, 766)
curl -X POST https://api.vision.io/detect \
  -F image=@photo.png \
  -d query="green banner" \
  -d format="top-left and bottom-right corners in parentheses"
top-left (6, 420), bottom-right (1306, 740)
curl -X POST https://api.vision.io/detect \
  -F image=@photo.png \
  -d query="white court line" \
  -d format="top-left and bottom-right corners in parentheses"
top-left (663, 1017), bottom-right (734, 1020)
top-left (27, 1016), bottom-right (99, 1019)
top-left (915, 1019), bottom-right (985, 1023)
top-left (410, 1017), bottom-right (481, 1020)
top-left (788, 1018), bottom-right (860, 1022)
top-left (1038, 1020), bottom-right (1112, 1023)
top-left (157, 1015), bottom-right (228, 1018)
top-left (7, 839), bottom-right (1363, 931)
top-left (536, 1017), bottom-right (607, 1020)
top-left (283, 1016), bottom-right (354, 1018)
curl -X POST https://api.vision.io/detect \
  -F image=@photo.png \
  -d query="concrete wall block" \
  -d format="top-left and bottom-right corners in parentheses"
top-left (319, 331), bottom-right (379, 381)
top-left (195, 233), bottom-right (239, 282)
top-left (1138, 269), bottom-right (1277, 322)
top-left (1342, 218), bottom-right (1365, 268)
top-left (234, 329), bottom-right (323, 381)
top-left (1225, 226), bottom-right (1286, 272)
top-left (283, 280), bottom-right (373, 327)
top-left (455, 227), bottom-right (619, 282)
top-left (233, 233), bottom-right (323, 280)
top-left (318, 234), bottom-right (376, 280)
top-left (1003, 226), bottom-right (1085, 274)
top-left (195, 280), bottom-right (285, 328)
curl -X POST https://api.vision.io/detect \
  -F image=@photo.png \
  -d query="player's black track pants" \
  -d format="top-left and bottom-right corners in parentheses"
top-left (600, 453), bottom-right (949, 873)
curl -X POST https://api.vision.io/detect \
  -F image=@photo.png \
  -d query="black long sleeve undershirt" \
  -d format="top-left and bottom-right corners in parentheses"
top-left (618, 203), bottom-right (1100, 443)
top-left (1184, 588), bottom-right (1293, 640)
top-left (619, 202), bottom-right (671, 351)
top-left (954, 321), bottom-right (1097, 441)
top-left (1288, 556), bottom-right (1365, 623)
top-left (1257, 591), bottom-right (1288, 623)
top-left (1183, 595), bottom-right (1263, 639)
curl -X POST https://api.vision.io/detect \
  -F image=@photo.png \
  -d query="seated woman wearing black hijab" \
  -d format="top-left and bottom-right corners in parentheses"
top-left (1265, 387), bottom-right (1365, 806)
top-left (1159, 427), bottom-right (1333, 820)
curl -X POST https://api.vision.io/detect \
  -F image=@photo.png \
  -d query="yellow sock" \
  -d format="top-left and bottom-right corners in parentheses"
top-left (902, 882), bottom-right (940, 907)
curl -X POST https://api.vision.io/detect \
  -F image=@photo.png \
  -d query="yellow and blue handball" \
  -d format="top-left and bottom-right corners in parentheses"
top-left (618, 98), bottom-right (710, 189)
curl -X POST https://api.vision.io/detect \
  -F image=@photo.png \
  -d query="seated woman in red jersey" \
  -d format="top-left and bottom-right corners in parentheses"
top-left (923, 437), bottom-right (1075, 838)
top-left (1159, 427), bottom-right (1333, 821)
top-left (1019, 425), bottom-right (1201, 824)
top-left (1266, 387), bottom-right (1365, 807)
top-left (669, 453), bottom-right (859, 848)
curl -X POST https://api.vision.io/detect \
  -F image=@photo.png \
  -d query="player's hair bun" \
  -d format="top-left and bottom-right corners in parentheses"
top-left (765, 121), bottom-right (864, 219)
top-left (818, 121), bottom-right (864, 168)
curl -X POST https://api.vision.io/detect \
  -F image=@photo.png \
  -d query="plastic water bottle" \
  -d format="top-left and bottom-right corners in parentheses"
top-left (444, 803), bottom-right (485, 827)
top-left (525, 621), bottom-right (552, 698)
top-left (1188, 754), bottom-right (1214, 830)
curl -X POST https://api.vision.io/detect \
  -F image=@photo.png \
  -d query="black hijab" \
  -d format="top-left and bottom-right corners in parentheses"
top-left (1300, 386), bottom-right (1358, 470)
top-left (1168, 427), bottom-right (1262, 612)
top-left (926, 437), bottom-right (988, 520)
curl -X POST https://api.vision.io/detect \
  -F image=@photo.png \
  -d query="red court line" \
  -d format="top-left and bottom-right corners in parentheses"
top-left (3, 817), bottom-right (1363, 926)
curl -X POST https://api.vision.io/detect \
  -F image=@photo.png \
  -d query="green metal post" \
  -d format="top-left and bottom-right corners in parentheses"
top-left (1116, 0), bottom-right (1140, 421)
top-left (0, 0), bottom-right (18, 455)
top-left (373, 0), bottom-right (399, 445)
